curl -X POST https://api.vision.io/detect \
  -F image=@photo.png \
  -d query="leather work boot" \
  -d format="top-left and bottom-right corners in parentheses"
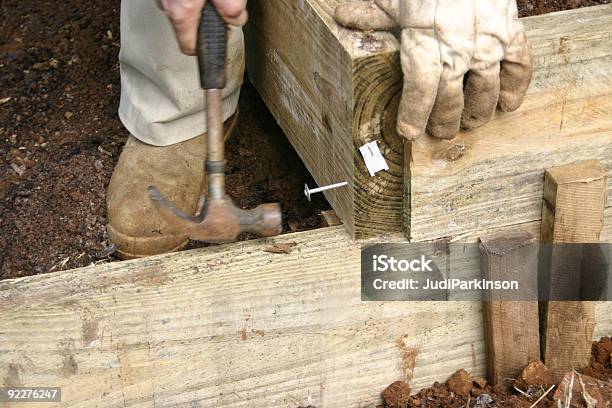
top-left (107, 112), bottom-right (238, 259)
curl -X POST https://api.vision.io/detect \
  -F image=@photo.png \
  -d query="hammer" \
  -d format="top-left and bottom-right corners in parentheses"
top-left (148, 2), bottom-right (282, 244)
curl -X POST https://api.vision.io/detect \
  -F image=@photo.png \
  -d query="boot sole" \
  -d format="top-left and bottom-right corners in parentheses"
top-left (107, 223), bottom-right (190, 260)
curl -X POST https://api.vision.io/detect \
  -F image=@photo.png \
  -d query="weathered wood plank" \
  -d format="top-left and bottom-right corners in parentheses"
top-left (0, 227), bottom-right (485, 408)
top-left (405, 6), bottom-right (612, 241)
top-left (540, 160), bottom-right (606, 383)
top-left (246, 1), bottom-right (612, 239)
top-left (245, 0), bottom-right (406, 238)
top-left (479, 230), bottom-right (540, 388)
top-left (245, 0), bottom-right (359, 233)
top-left (1, 218), bottom-right (611, 407)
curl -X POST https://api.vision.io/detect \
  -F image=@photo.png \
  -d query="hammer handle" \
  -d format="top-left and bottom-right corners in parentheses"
top-left (197, 1), bottom-right (227, 90)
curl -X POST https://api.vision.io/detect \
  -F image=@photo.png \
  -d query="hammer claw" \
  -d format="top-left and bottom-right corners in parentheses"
top-left (194, 195), bottom-right (207, 217)
top-left (148, 186), bottom-right (203, 229)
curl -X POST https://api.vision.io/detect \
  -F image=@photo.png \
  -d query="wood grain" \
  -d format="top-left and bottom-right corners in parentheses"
top-left (479, 230), bottom-right (540, 387)
top-left (1, 223), bottom-right (610, 407)
top-left (540, 160), bottom-right (606, 383)
top-left (0, 227), bottom-right (486, 408)
top-left (246, 0), bottom-right (357, 234)
top-left (246, 1), bottom-right (612, 239)
top-left (406, 5), bottom-right (612, 241)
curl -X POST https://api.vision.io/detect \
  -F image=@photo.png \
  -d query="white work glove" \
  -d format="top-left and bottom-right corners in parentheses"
top-left (335, 0), bottom-right (533, 140)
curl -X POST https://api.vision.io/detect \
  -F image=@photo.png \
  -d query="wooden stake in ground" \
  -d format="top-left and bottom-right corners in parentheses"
top-left (540, 160), bottom-right (606, 383)
top-left (479, 229), bottom-right (540, 387)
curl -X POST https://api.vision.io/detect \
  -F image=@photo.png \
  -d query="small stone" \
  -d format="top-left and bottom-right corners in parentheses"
top-left (10, 163), bottom-right (25, 176)
top-left (94, 160), bottom-right (103, 171)
top-left (513, 361), bottom-right (551, 391)
top-left (473, 377), bottom-right (487, 389)
top-left (64, 111), bottom-right (73, 119)
top-left (447, 369), bottom-right (472, 397)
top-left (381, 380), bottom-right (411, 408)
top-left (474, 393), bottom-right (493, 408)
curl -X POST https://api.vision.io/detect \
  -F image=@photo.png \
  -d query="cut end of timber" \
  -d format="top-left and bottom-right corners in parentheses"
top-left (545, 160), bottom-right (606, 186)
top-left (247, 0), bottom-right (612, 240)
top-left (479, 229), bottom-right (536, 256)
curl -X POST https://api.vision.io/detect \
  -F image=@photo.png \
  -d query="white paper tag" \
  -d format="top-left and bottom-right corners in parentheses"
top-left (359, 141), bottom-right (389, 177)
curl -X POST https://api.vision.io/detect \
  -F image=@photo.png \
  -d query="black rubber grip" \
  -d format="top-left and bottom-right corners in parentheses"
top-left (197, 2), bottom-right (227, 89)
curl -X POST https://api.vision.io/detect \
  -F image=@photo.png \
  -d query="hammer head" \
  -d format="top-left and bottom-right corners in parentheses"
top-left (148, 186), bottom-right (282, 244)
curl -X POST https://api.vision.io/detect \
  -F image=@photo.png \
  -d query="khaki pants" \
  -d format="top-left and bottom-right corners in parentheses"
top-left (118, 0), bottom-right (245, 146)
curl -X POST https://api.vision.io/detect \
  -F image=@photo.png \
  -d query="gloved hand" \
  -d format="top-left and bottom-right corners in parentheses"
top-left (157, 0), bottom-right (247, 55)
top-left (335, 0), bottom-right (533, 140)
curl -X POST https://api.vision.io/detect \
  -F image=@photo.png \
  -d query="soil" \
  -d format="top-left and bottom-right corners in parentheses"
top-left (1, 0), bottom-right (609, 278)
top-left (516, 0), bottom-right (609, 16)
top-left (0, 1), bottom-right (329, 278)
top-left (379, 337), bottom-right (612, 408)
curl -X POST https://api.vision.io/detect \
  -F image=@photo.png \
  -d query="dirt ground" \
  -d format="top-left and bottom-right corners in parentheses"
top-left (378, 337), bottom-right (611, 408)
top-left (0, 1), bottom-right (329, 278)
top-left (516, 0), bottom-right (609, 14)
top-left (0, 0), bottom-right (609, 278)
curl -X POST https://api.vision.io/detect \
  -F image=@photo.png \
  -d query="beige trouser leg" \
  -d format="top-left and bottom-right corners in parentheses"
top-left (118, 0), bottom-right (244, 146)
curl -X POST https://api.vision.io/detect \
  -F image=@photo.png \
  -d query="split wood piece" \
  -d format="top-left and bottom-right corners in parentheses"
top-left (479, 229), bottom-right (540, 388)
top-left (540, 160), bottom-right (606, 384)
top-left (245, 2), bottom-right (612, 239)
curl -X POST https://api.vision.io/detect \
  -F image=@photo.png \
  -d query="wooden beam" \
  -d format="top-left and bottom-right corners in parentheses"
top-left (246, 0), bottom-right (361, 235)
top-left (405, 7), bottom-right (612, 241)
top-left (0, 227), bottom-right (486, 408)
top-left (245, 2), bottom-right (612, 239)
top-left (1, 224), bottom-right (611, 407)
top-left (479, 229), bottom-right (540, 387)
top-left (540, 160), bottom-right (606, 383)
